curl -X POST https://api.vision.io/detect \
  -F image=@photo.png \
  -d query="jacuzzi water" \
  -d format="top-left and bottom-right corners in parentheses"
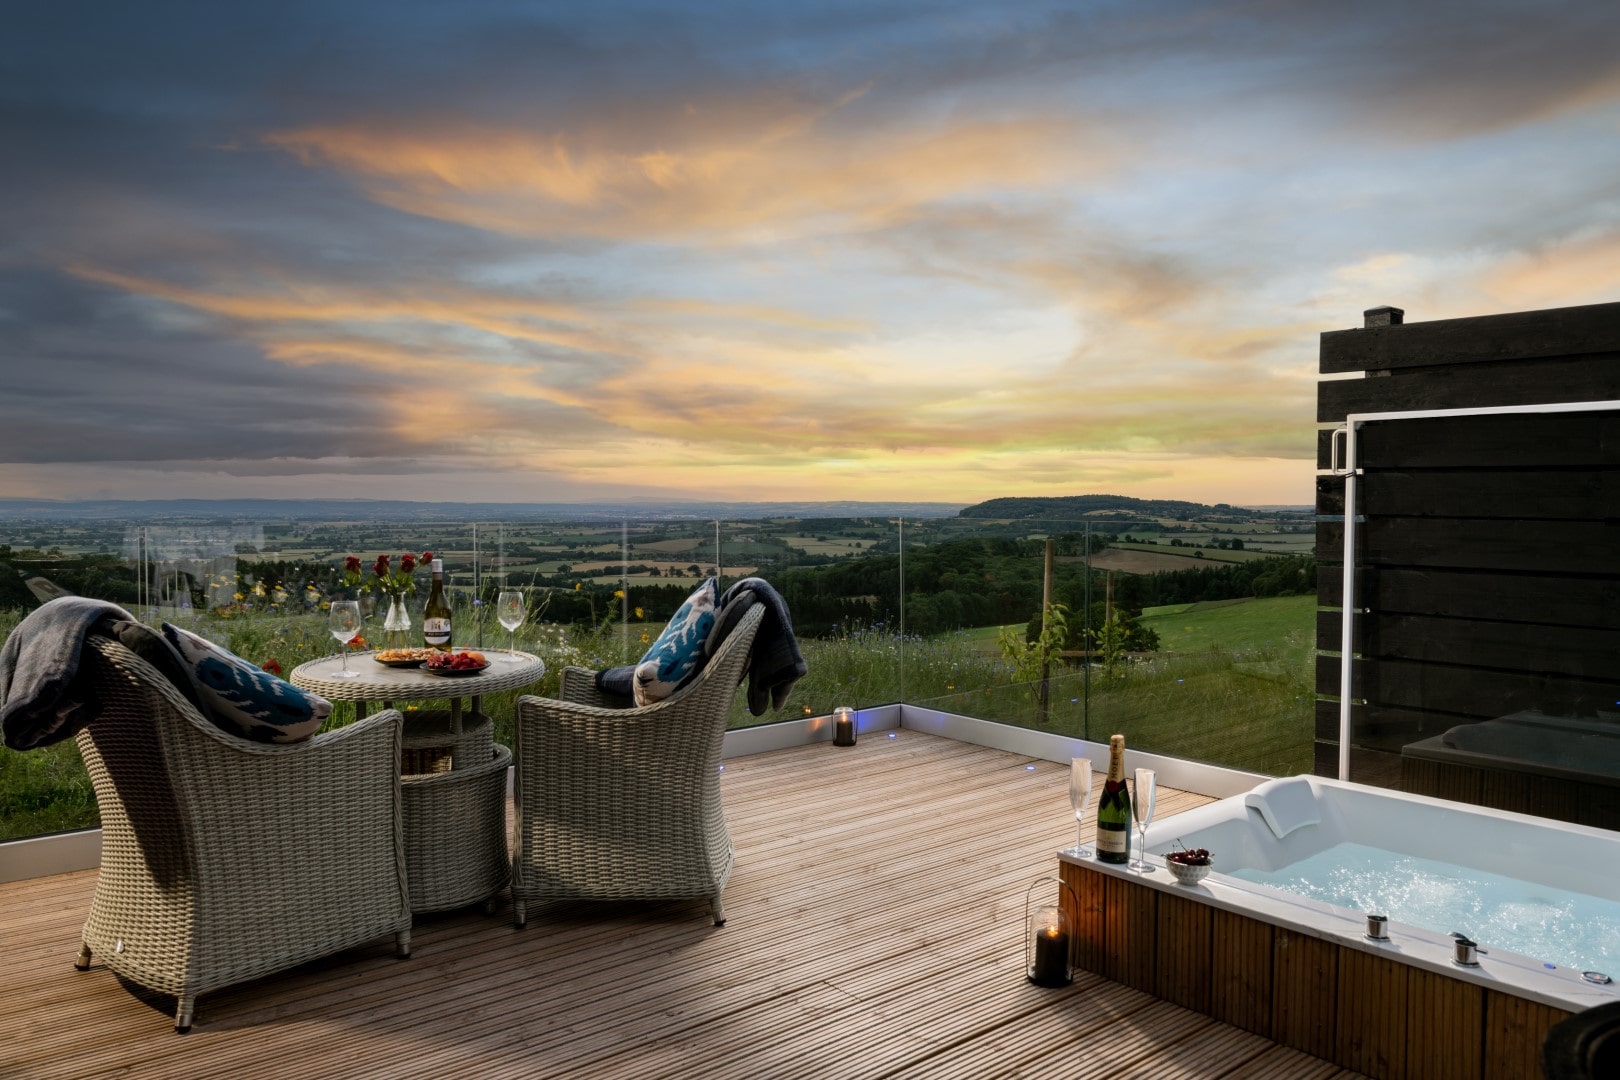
top-left (1226, 840), bottom-right (1620, 972)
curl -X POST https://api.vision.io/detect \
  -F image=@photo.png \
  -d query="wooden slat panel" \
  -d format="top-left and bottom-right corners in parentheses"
top-left (1317, 518), bottom-right (1620, 575)
top-left (1317, 354), bottom-right (1620, 421)
top-left (1335, 946), bottom-right (1407, 1078)
top-left (1319, 566), bottom-right (1620, 626)
top-left (1063, 859), bottom-right (1107, 975)
top-left (1399, 757), bottom-right (1482, 805)
top-left (1329, 468), bottom-right (1620, 520)
top-left (1330, 611), bottom-right (1620, 677)
top-left (1210, 908), bottom-right (1273, 1038)
top-left (1272, 928), bottom-right (1337, 1061)
top-left (1103, 873), bottom-right (1158, 994)
top-left (1315, 654), bottom-right (1619, 719)
top-left (1154, 890), bottom-right (1212, 1014)
top-left (1317, 411), bottom-right (1620, 469)
top-left (1404, 966), bottom-right (1483, 1080)
top-left (1318, 301), bottom-right (1620, 374)
top-left (1483, 991), bottom-right (1571, 1080)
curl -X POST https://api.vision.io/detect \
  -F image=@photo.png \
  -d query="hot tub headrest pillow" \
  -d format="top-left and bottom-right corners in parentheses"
top-left (1244, 776), bottom-right (1322, 841)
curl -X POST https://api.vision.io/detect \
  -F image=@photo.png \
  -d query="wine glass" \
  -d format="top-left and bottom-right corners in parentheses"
top-left (1130, 767), bottom-right (1157, 873)
top-left (495, 589), bottom-right (525, 662)
top-left (328, 600), bottom-right (362, 679)
top-left (1068, 757), bottom-right (1093, 858)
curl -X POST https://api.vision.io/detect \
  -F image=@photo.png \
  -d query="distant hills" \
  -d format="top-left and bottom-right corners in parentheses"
top-left (958, 494), bottom-right (1309, 521)
top-left (0, 498), bottom-right (967, 523)
top-left (0, 494), bottom-right (1309, 524)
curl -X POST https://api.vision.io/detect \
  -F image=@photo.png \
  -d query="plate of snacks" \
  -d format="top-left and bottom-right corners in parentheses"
top-left (374, 647), bottom-right (437, 667)
top-left (423, 650), bottom-right (489, 676)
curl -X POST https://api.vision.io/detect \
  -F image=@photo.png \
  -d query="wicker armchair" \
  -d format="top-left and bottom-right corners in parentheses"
top-left (71, 635), bottom-right (412, 1033)
top-left (511, 603), bottom-right (765, 928)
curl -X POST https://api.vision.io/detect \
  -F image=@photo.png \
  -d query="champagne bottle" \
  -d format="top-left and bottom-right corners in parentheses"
top-left (422, 558), bottom-right (452, 651)
top-left (1095, 733), bottom-right (1132, 864)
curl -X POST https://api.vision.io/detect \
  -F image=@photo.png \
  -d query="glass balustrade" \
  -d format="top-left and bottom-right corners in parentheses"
top-left (0, 507), bottom-right (1317, 842)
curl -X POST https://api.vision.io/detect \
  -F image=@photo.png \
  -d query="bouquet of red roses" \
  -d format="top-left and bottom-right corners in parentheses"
top-left (343, 551), bottom-right (432, 598)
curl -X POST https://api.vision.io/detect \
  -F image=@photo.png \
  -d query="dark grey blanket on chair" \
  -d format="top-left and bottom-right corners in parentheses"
top-left (595, 577), bottom-right (807, 716)
top-left (0, 596), bottom-right (136, 750)
top-left (714, 577), bottom-right (806, 716)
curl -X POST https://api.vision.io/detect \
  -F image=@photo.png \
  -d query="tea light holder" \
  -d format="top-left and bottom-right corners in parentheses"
top-left (1024, 876), bottom-right (1077, 988)
top-left (833, 706), bottom-right (856, 747)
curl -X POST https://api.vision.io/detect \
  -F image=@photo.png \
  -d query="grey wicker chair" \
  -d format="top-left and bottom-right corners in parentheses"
top-left (71, 635), bottom-right (412, 1033)
top-left (511, 602), bottom-right (765, 929)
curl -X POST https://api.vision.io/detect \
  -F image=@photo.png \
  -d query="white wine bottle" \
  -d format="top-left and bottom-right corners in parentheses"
top-left (1095, 734), bottom-right (1132, 864)
top-left (422, 558), bottom-right (452, 651)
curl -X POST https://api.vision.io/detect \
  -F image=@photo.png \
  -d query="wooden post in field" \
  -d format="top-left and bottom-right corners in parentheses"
top-left (1038, 539), bottom-right (1053, 725)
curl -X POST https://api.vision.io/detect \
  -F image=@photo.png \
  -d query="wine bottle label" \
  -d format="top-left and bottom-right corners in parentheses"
top-left (423, 617), bottom-right (451, 647)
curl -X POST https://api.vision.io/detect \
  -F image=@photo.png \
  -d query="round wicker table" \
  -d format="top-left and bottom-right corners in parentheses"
top-left (290, 650), bottom-right (547, 727)
top-left (290, 650), bottom-right (546, 913)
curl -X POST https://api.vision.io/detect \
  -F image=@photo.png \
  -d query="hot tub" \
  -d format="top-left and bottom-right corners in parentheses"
top-left (1058, 775), bottom-right (1620, 1080)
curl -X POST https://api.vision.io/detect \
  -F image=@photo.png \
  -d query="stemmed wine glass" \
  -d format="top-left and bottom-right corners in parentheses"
top-left (1068, 757), bottom-right (1093, 858)
top-left (328, 600), bottom-right (362, 679)
top-left (495, 589), bottom-right (525, 662)
top-left (1130, 767), bottom-right (1157, 873)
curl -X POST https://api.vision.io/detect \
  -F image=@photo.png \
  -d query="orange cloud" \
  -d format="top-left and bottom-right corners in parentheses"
top-left (263, 91), bottom-right (1122, 242)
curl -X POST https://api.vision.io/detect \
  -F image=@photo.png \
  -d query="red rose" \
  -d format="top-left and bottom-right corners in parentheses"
top-left (421, 551), bottom-right (433, 563)
top-left (344, 555), bottom-right (361, 574)
top-left (400, 553), bottom-right (417, 575)
top-left (373, 555), bottom-right (389, 578)
top-left (261, 658), bottom-right (283, 676)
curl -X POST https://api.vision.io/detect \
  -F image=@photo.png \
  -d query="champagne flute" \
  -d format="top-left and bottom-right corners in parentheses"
top-left (1130, 767), bottom-right (1157, 873)
top-left (496, 589), bottom-right (525, 662)
top-left (328, 600), bottom-right (362, 679)
top-left (1068, 757), bottom-right (1093, 858)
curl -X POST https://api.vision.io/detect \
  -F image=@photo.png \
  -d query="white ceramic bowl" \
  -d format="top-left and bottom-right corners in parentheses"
top-left (1167, 858), bottom-right (1211, 886)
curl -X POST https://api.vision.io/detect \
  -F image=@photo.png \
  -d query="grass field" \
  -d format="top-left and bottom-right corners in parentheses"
top-left (1141, 594), bottom-right (1315, 659)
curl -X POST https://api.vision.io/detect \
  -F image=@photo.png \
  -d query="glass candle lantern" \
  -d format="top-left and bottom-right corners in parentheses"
top-left (833, 705), bottom-right (856, 747)
top-left (1024, 877), bottom-right (1075, 987)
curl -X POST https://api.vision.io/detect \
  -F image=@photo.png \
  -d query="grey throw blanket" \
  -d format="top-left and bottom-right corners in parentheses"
top-left (0, 596), bottom-right (136, 750)
top-left (595, 578), bottom-right (807, 716)
top-left (714, 577), bottom-right (806, 717)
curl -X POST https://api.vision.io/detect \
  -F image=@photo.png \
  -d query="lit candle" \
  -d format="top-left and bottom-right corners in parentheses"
top-left (1030, 924), bottom-right (1071, 986)
top-left (833, 705), bottom-right (856, 746)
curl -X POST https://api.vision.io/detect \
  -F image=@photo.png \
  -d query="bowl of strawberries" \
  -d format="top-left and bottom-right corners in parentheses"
top-left (1165, 847), bottom-right (1212, 886)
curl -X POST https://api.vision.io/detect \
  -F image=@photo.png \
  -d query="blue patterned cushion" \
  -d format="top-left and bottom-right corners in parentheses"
top-left (161, 623), bottom-right (331, 743)
top-left (633, 578), bottom-right (719, 706)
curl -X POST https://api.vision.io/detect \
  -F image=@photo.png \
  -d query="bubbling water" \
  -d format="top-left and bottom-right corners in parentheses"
top-left (1227, 841), bottom-right (1617, 972)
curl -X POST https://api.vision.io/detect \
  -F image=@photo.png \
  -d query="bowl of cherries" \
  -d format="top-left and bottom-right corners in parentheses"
top-left (1165, 846), bottom-right (1212, 886)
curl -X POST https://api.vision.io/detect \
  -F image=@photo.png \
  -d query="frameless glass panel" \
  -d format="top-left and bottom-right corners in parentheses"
top-left (904, 511), bottom-right (1317, 775)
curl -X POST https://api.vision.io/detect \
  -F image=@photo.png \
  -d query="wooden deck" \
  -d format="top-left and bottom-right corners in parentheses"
top-left (1, 731), bottom-right (1365, 1078)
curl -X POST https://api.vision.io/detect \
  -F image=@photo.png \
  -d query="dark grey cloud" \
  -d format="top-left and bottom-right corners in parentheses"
top-left (0, 265), bottom-right (398, 464)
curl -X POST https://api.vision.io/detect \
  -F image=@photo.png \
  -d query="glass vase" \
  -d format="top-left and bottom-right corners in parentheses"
top-left (383, 593), bottom-right (412, 650)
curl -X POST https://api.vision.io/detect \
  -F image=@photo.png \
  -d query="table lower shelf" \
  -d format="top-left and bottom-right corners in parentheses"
top-left (401, 743), bottom-right (511, 913)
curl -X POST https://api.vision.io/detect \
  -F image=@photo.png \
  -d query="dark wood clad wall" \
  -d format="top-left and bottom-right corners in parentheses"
top-left (1314, 302), bottom-right (1620, 822)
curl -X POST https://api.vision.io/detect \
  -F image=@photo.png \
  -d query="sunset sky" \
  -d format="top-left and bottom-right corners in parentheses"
top-left (4, 1), bottom-right (1618, 508)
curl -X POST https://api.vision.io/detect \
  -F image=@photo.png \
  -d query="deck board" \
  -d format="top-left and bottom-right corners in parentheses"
top-left (0, 730), bottom-right (1366, 1078)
